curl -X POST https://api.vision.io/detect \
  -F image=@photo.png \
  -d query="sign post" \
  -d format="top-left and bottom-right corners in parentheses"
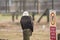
top-left (49, 10), bottom-right (56, 40)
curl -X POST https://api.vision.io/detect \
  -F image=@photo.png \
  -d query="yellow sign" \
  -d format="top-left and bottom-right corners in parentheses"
top-left (51, 12), bottom-right (55, 25)
top-left (49, 10), bottom-right (56, 26)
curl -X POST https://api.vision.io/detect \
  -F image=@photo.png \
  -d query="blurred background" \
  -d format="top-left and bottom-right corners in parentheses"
top-left (0, 0), bottom-right (60, 14)
top-left (0, 0), bottom-right (60, 40)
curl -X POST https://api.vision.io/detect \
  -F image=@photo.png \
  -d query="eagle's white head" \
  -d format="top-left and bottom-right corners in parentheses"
top-left (23, 11), bottom-right (29, 16)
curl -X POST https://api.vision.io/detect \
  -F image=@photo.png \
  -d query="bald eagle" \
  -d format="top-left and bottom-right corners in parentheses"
top-left (20, 11), bottom-right (33, 32)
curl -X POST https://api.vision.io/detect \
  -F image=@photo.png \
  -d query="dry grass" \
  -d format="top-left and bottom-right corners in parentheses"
top-left (0, 14), bottom-right (60, 40)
